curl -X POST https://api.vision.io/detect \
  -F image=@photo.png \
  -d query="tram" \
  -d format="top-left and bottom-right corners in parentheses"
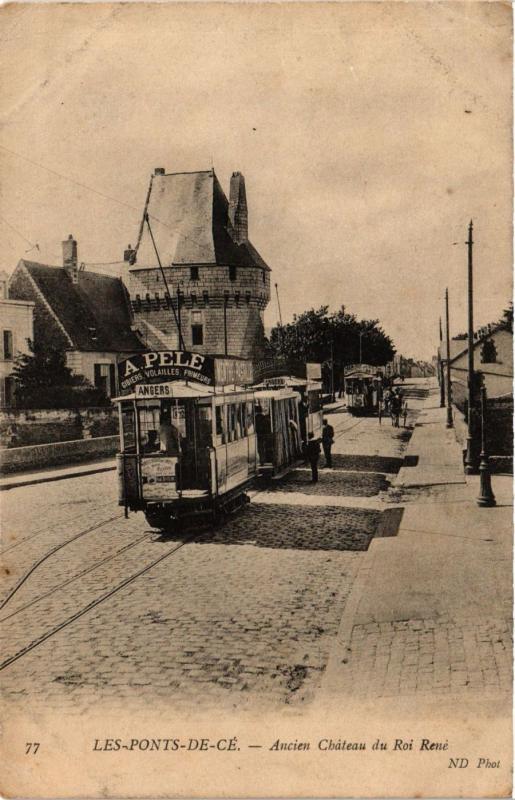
top-left (343, 364), bottom-right (384, 415)
top-left (114, 350), bottom-right (302, 529)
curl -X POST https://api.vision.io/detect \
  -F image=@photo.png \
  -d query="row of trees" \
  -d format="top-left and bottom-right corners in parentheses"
top-left (267, 305), bottom-right (396, 391)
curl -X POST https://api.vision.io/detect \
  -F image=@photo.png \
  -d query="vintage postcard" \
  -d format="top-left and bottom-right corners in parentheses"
top-left (0, 2), bottom-right (512, 797)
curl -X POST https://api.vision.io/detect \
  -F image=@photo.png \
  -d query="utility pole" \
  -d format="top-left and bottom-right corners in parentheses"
top-left (177, 285), bottom-right (182, 350)
top-left (223, 293), bottom-right (229, 356)
top-left (445, 288), bottom-right (453, 428)
top-left (464, 220), bottom-right (477, 473)
top-left (439, 317), bottom-right (445, 408)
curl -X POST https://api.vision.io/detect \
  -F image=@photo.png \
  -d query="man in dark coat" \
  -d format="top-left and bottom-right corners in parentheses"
top-left (306, 432), bottom-right (321, 483)
top-left (321, 418), bottom-right (335, 467)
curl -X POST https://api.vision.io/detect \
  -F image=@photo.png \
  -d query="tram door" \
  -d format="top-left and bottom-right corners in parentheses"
top-left (165, 399), bottom-right (212, 490)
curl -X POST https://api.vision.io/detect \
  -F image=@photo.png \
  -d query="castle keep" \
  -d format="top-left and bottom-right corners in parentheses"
top-left (124, 169), bottom-right (271, 359)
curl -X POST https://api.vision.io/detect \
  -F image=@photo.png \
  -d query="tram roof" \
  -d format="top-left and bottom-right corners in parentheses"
top-left (344, 370), bottom-right (382, 380)
top-left (254, 386), bottom-right (301, 399)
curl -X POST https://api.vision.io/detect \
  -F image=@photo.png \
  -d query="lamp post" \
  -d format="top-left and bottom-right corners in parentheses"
top-left (464, 220), bottom-right (477, 473)
top-left (477, 385), bottom-right (496, 507)
top-left (445, 288), bottom-right (453, 428)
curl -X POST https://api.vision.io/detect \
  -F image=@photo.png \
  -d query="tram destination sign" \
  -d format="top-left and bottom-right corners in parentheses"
top-left (118, 351), bottom-right (215, 392)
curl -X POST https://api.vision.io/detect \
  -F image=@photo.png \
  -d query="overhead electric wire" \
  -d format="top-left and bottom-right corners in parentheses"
top-left (0, 213), bottom-right (39, 250)
top-left (0, 142), bottom-right (214, 259)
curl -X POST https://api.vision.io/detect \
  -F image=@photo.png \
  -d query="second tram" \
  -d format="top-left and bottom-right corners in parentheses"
top-left (343, 365), bottom-right (384, 415)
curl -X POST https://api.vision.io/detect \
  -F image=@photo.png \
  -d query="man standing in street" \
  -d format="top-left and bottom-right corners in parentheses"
top-left (321, 417), bottom-right (335, 467)
top-left (306, 432), bottom-right (321, 483)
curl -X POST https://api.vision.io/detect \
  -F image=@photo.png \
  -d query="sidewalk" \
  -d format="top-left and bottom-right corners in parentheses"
top-left (322, 385), bottom-right (513, 700)
top-left (0, 457), bottom-right (116, 491)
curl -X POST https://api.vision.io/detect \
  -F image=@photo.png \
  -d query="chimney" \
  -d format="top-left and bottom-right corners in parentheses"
top-left (154, 167), bottom-right (165, 175)
top-left (228, 171), bottom-right (248, 244)
top-left (62, 234), bottom-right (78, 284)
top-left (124, 243), bottom-right (137, 265)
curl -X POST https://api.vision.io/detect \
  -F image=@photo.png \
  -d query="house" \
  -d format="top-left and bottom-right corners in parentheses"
top-left (440, 321), bottom-right (513, 404)
top-left (122, 168), bottom-right (271, 359)
top-left (0, 270), bottom-right (34, 407)
top-left (8, 236), bottom-right (144, 397)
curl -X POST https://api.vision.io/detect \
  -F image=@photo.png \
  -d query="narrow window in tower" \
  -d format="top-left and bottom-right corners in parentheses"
top-left (190, 266), bottom-right (199, 281)
top-left (192, 325), bottom-right (203, 346)
top-left (229, 265), bottom-right (237, 282)
top-left (262, 270), bottom-right (266, 283)
top-left (191, 311), bottom-right (203, 346)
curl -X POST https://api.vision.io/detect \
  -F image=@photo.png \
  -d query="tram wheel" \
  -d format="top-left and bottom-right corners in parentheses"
top-left (145, 511), bottom-right (173, 531)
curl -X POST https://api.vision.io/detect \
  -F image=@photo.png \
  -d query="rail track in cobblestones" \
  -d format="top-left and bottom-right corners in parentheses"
top-left (0, 534), bottom-right (194, 672)
top-left (0, 513), bottom-right (125, 611)
top-left (0, 529), bottom-right (154, 623)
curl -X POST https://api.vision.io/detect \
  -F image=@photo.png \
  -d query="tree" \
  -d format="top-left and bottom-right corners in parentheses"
top-left (500, 301), bottom-right (513, 333)
top-left (12, 340), bottom-right (110, 408)
top-left (269, 306), bottom-right (396, 390)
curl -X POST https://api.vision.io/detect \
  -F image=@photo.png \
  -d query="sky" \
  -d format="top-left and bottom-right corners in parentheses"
top-left (0, 2), bottom-right (512, 361)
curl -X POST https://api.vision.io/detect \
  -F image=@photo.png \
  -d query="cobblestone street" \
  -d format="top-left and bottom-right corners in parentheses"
top-left (0, 397), bottom-right (419, 714)
top-left (1, 383), bottom-right (512, 718)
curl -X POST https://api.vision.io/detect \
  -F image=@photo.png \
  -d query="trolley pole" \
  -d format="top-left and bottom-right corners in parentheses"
top-left (477, 385), bottom-right (496, 507)
top-left (445, 288), bottom-right (453, 429)
top-left (330, 336), bottom-right (335, 403)
top-left (464, 220), bottom-right (477, 473)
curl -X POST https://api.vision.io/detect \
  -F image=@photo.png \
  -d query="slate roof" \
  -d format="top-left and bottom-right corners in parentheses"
top-left (438, 323), bottom-right (510, 363)
top-left (132, 170), bottom-right (270, 271)
top-left (20, 260), bottom-right (144, 352)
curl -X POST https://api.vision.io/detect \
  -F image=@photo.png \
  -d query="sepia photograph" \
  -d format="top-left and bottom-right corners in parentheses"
top-left (0, 2), bottom-right (512, 797)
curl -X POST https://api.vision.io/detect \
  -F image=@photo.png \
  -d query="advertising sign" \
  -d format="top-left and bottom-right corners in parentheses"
top-left (141, 457), bottom-right (178, 499)
top-left (252, 357), bottom-right (308, 384)
top-left (118, 351), bottom-right (215, 392)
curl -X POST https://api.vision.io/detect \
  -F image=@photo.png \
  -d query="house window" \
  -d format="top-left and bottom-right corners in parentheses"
top-left (3, 330), bottom-right (13, 360)
top-left (192, 324), bottom-right (203, 346)
top-left (1, 376), bottom-right (15, 407)
top-left (229, 265), bottom-right (237, 282)
top-left (190, 266), bottom-right (199, 281)
top-left (480, 339), bottom-right (497, 364)
top-left (94, 363), bottom-right (116, 397)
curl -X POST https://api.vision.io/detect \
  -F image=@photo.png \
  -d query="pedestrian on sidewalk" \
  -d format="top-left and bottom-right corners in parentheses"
top-left (402, 400), bottom-right (408, 428)
top-left (306, 432), bottom-right (321, 483)
top-left (321, 418), bottom-right (334, 467)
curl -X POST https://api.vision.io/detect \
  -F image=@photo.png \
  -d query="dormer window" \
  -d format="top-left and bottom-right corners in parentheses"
top-left (88, 326), bottom-right (98, 341)
top-left (480, 339), bottom-right (497, 364)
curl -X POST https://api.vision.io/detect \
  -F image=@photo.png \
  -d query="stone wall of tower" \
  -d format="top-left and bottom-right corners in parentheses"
top-left (125, 265), bottom-right (270, 359)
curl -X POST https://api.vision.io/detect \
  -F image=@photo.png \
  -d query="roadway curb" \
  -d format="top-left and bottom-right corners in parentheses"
top-left (0, 463), bottom-right (116, 491)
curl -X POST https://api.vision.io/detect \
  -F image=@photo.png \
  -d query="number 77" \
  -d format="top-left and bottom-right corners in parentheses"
top-left (25, 743), bottom-right (40, 754)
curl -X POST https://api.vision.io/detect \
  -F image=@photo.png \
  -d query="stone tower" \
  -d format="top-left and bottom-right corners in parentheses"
top-left (124, 168), bottom-right (271, 359)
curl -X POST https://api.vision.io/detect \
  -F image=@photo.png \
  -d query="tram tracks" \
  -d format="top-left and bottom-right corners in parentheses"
top-left (0, 513), bottom-right (124, 612)
top-left (0, 529), bottom-right (153, 623)
top-left (0, 534), bottom-right (194, 672)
